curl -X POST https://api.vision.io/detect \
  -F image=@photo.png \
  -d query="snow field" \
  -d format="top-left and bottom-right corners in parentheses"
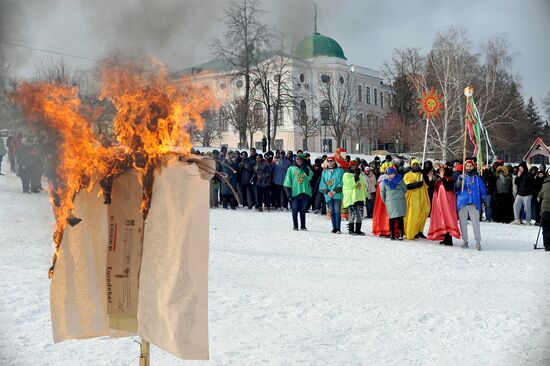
top-left (1, 172), bottom-right (549, 365)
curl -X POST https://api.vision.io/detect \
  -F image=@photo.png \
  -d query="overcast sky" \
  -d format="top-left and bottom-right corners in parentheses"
top-left (1, 0), bottom-right (549, 115)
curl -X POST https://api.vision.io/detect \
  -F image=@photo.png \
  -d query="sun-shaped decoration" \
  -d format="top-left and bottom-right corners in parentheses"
top-left (418, 87), bottom-right (444, 120)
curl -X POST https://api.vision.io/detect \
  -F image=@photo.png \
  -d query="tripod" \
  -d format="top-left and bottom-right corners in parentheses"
top-left (534, 224), bottom-right (544, 250)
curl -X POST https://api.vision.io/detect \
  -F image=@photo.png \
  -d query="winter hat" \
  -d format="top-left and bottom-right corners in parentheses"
top-left (465, 159), bottom-right (475, 167)
top-left (410, 159), bottom-right (420, 167)
top-left (386, 167), bottom-right (397, 174)
top-left (349, 161), bottom-right (358, 166)
top-left (296, 153), bottom-right (306, 160)
top-left (327, 154), bottom-right (335, 160)
top-left (364, 166), bottom-right (372, 172)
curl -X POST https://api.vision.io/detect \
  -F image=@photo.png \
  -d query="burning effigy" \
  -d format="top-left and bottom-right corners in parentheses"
top-left (13, 59), bottom-right (216, 360)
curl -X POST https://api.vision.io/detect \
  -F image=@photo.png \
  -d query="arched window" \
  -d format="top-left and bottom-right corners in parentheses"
top-left (320, 100), bottom-right (331, 125)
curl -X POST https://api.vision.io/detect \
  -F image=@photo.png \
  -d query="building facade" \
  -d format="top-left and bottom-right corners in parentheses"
top-left (174, 32), bottom-right (392, 153)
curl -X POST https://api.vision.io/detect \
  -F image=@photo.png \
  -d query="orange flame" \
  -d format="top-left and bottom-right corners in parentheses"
top-left (13, 58), bottom-right (217, 278)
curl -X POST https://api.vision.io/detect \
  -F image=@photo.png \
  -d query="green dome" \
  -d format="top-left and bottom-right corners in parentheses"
top-left (294, 32), bottom-right (347, 60)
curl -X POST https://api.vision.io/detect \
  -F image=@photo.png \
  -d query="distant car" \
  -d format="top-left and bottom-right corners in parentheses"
top-left (0, 129), bottom-right (9, 137)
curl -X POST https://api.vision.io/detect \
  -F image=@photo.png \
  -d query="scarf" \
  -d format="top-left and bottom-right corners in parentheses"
top-left (383, 174), bottom-right (403, 190)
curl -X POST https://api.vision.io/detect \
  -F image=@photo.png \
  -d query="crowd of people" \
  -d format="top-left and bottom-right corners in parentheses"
top-left (206, 147), bottom-right (550, 252)
top-left (0, 132), bottom-right (53, 193)
top-left (2, 132), bottom-right (548, 251)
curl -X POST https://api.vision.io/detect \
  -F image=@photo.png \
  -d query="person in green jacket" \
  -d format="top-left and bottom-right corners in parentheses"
top-left (284, 154), bottom-right (314, 231)
top-left (343, 161), bottom-right (368, 235)
top-left (319, 155), bottom-right (344, 233)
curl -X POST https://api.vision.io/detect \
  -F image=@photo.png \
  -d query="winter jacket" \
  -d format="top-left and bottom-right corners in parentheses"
top-left (283, 164), bottom-right (314, 198)
top-left (365, 174), bottom-right (377, 194)
top-left (319, 167), bottom-right (344, 202)
top-left (253, 160), bottom-right (272, 187)
top-left (538, 177), bottom-right (550, 213)
top-left (239, 156), bottom-right (256, 185)
top-left (380, 176), bottom-right (407, 218)
top-left (342, 171), bottom-right (368, 208)
top-left (455, 171), bottom-right (486, 212)
top-left (272, 157), bottom-right (291, 185)
top-left (514, 173), bottom-right (534, 196)
top-left (220, 159), bottom-right (238, 196)
top-left (481, 169), bottom-right (496, 195)
top-left (495, 166), bottom-right (512, 194)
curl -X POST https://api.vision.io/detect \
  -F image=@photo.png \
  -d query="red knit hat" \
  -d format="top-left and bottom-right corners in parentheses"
top-left (465, 159), bottom-right (475, 167)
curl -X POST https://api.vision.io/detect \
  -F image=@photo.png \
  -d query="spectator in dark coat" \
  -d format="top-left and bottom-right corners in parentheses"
top-left (272, 151), bottom-right (291, 210)
top-left (537, 175), bottom-right (550, 251)
top-left (209, 150), bottom-right (221, 208)
top-left (513, 161), bottom-right (534, 225)
top-left (239, 148), bottom-right (257, 209)
top-left (16, 137), bottom-right (32, 193)
top-left (532, 166), bottom-right (545, 224)
top-left (252, 153), bottom-right (272, 211)
top-left (481, 164), bottom-right (496, 222)
top-left (311, 158), bottom-right (326, 214)
top-left (493, 165), bottom-right (514, 223)
top-left (221, 151), bottom-right (238, 209)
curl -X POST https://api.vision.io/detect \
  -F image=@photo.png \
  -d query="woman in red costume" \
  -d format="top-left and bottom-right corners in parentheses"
top-left (427, 161), bottom-right (461, 245)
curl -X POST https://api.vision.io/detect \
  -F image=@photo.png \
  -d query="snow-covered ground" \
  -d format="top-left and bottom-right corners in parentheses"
top-left (1, 171), bottom-right (549, 366)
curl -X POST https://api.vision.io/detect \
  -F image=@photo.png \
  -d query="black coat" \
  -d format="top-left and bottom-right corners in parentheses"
top-left (515, 173), bottom-right (534, 196)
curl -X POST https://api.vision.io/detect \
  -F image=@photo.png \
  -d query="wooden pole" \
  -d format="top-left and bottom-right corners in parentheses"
top-left (462, 95), bottom-right (468, 192)
top-left (139, 339), bottom-right (150, 366)
top-left (421, 117), bottom-right (430, 166)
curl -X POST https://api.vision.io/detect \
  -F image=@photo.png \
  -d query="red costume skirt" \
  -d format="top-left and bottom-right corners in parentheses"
top-left (427, 183), bottom-right (461, 240)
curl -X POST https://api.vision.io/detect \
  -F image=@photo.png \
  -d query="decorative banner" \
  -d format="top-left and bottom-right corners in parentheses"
top-left (418, 87), bottom-right (444, 120)
top-left (464, 86), bottom-right (484, 170)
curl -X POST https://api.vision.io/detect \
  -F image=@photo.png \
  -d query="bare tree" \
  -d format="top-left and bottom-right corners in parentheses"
top-left (221, 98), bottom-right (250, 147)
top-left (193, 110), bottom-right (222, 147)
top-left (293, 99), bottom-right (319, 151)
top-left (250, 51), bottom-right (294, 150)
top-left (34, 57), bottom-right (80, 85)
top-left (213, 0), bottom-right (270, 148)
top-left (248, 101), bottom-right (266, 148)
top-left (424, 26), bottom-right (477, 160)
top-left (0, 47), bottom-right (25, 131)
top-left (543, 91), bottom-right (550, 121)
top-left (316, 70), bottom-right (358, 148)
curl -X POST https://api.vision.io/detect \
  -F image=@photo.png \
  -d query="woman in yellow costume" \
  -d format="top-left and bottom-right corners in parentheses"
top-left (404, 159), bottom-right (431, 240)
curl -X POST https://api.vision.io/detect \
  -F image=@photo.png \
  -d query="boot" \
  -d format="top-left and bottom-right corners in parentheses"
top-left (475, 242), bottom-right (481, 251)
top-left (348, 222), bottom-right (356, 235)
top-left (355, 223), bottom-right (366, 236)
top-left (443, 233), bottom-right (453, 246)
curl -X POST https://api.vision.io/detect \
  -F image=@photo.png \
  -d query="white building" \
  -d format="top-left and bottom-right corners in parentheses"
top-left (173, 31), bottom-right (392, 153)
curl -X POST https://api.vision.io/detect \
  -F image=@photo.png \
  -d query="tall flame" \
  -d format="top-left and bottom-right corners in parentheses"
top-left (13, 58), bottom-right (217, 278)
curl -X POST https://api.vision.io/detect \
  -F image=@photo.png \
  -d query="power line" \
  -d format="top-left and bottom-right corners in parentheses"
top-left (0, 39), bottom-right (98, 61)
